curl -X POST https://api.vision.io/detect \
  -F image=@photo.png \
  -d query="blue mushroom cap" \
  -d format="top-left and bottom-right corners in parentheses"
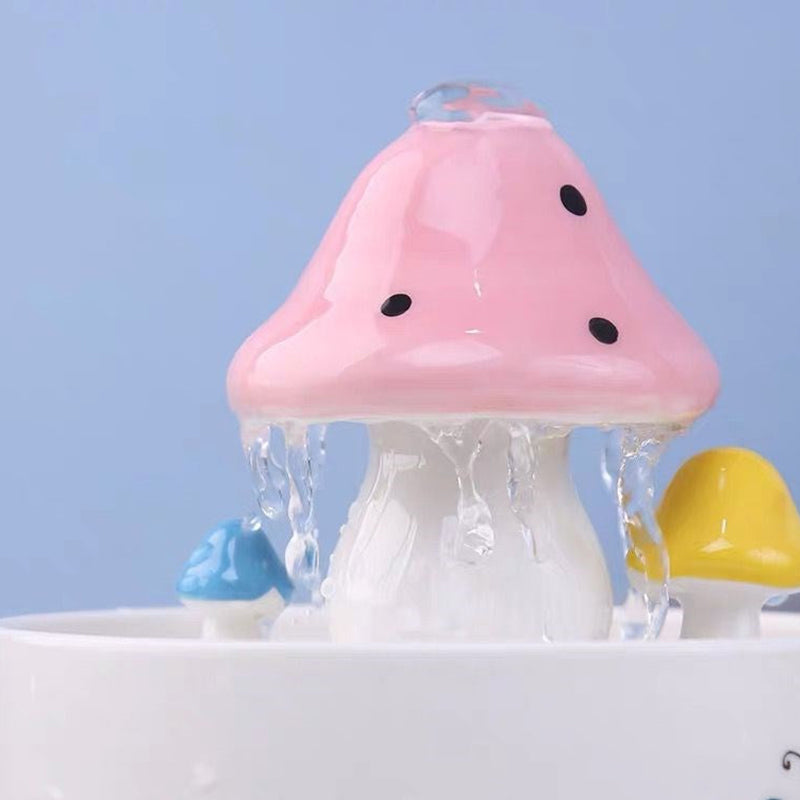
top-left (177, 518), bottom-right (293, 603)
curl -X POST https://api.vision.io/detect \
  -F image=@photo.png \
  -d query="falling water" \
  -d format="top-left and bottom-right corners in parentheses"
top-left (284, 423), bottom-right (327, 597)
top-left (247, 422), bottom-right (327, 600)
top-left (506, 422), bottom-right (571, 564)
top-left (423, 421), bottom-right (495, 564)
top-left (603, 424), bottom-right (682, 640)
top-left (244, 416), bottom-right (677, 641)
top-left (505, 422), bottom-right (554, 641)
top-left (248, 425), bottom-right (288, 521)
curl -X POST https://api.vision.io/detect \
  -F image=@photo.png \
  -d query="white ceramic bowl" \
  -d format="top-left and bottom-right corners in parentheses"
top-left (1, 607), bottom-right (799, 800)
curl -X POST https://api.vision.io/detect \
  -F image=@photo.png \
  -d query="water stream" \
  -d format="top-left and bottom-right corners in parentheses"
top-left (247, 422), bottom-right (327, 601)
top-left (244, 418), bottom-right (677, 641)
top-left (423, 421), bottom-right (495, 564)
top-left (603, 424), bottom-right (682, 639)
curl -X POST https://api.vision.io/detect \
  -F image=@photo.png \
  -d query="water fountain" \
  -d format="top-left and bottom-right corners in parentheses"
top-left (1, 82), bottom-right (798, 800)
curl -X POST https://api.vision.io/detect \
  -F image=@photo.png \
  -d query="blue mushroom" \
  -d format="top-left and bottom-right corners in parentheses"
top-left (177, 517), bottom-right (293, 639)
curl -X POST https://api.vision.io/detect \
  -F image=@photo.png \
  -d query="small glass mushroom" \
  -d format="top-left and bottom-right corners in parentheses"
top-left (227, 81), bottom-right (719, 642)
top-left (177, 517), bottom-right (293, 640)
top-left (657, 448), bottom-right (800, 639)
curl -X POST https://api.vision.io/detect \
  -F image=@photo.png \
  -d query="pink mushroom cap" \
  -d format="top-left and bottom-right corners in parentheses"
top-left (228, 84), bottom-right (719, 425)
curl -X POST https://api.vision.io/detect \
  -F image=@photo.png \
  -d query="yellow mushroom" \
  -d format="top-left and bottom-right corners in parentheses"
top-left (656, 447), bottom-right (800, 639)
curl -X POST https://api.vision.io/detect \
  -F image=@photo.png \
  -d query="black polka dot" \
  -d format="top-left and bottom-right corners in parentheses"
top-left (589, 317), bottom-right (618, 344)
top-left (381, 293), bottom-right (412, 317)
top-left (560, 184), bottom-right (587, 216)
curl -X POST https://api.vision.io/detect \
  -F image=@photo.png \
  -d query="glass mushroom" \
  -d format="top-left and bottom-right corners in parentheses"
top-left (656, 448), bottom-right (800, 639)
top-left (177, 517), bottom-right (293, 640)
top-left (227, 82), bottom-right (719, 643)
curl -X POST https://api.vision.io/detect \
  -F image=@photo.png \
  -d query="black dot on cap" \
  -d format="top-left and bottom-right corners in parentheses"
top-left (589, 317), bottom-right (619, 344)
top-left (560, 184), bottom-right (587, 216)
top-left (381, 293), bottom-right (412, 317)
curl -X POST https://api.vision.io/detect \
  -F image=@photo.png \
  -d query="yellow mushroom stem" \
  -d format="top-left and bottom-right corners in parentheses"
top-left (670, 578), bottom-right (785, 639)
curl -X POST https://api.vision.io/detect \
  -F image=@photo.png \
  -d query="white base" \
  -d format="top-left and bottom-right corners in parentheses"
top-left (1, 606), bottom-right (799, 800)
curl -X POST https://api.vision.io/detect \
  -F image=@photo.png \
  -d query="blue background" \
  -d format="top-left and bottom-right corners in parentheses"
top-left (1, 1), bottom-right (798, 616)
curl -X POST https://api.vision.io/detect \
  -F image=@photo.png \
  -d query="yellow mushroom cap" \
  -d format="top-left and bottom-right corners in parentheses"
top-left (657, 447), bottom-right (800, 588)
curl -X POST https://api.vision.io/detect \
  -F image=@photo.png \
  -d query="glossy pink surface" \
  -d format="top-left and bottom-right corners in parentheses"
top-left (228, 103), bottom-right (719, 424)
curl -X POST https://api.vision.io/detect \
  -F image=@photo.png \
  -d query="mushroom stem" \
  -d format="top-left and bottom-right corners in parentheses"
top-left (201, 612), bottom-right (263, 641)
top-left (183, 592), bottom-right (286, 641)
top-left (326, 420), bottom-right (612, 642)
top-left (673, 579), bottom-right (768, 639)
